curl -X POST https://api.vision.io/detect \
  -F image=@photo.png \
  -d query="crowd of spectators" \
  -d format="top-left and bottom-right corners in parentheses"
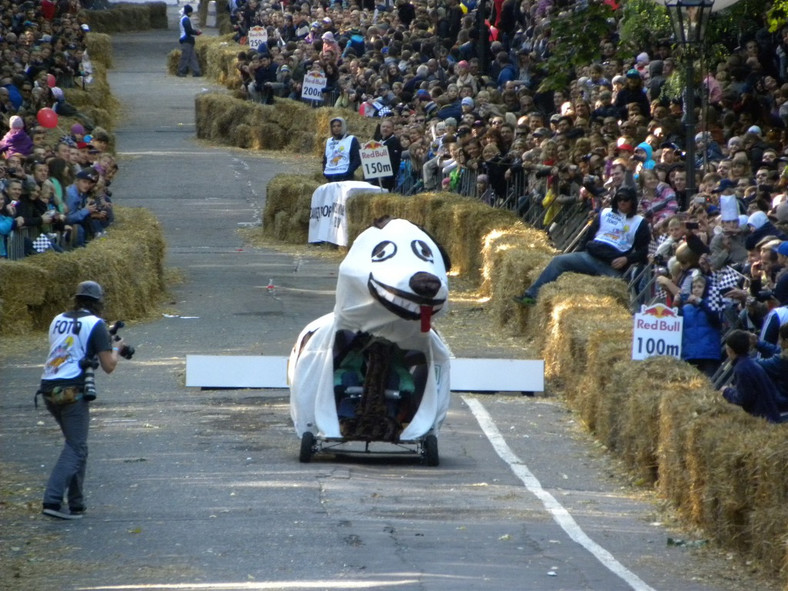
top-left (0, 0), bottom-right (116, 258)
top-left (226, 0), bottom-right (788, 419)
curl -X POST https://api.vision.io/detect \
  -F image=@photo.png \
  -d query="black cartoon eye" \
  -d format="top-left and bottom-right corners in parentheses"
top-left (371, 240), bottom-right (397, 262)
top-left (411, 240), bottom-right (434, 263)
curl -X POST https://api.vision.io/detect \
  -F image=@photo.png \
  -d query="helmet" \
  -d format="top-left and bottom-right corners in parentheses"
top-left (75, 281), bottom-right (103, 301)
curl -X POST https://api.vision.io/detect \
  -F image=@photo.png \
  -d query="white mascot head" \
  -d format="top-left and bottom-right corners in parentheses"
top-left (334, 217), bottom-right (450, 341)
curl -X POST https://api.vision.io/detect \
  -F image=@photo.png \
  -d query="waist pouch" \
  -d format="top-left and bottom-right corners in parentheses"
top-left (43, 386), bottom-right (83, 405)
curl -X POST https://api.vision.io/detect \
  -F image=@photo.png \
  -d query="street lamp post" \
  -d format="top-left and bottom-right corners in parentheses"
top-left (662, 0), bottom-right (714, 199)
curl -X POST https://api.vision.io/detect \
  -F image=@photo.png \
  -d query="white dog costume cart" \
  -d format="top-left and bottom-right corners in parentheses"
top-left (288, 218), bottom-right (451, 465)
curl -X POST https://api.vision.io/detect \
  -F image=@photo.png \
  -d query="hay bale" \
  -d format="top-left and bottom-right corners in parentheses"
top-left (0, 207), bottom-right (165, 337)
top-left (685, 413), bottom-right (772, 552)
top-left (480, 222), bottom-right (553, 297)
top-left (149, 2), bottom-right (168, 28)
top-left (231, 123), bottom-right (253, 148)
top-left (167, 49), bottom-right (181, 75)
top-left (263, 175), bottom-right (321, 243)
top-left (748, 435), bottom-right (788, 571)
top-left (0, 262), bottom-right (49, 334)
top-left (573, 326), bottom-right (631, 430)
top-left (657, 386), bottom-right (735, 519)
top-left (523, 273), bottom-right (630, 349)
top-left (608, 357), bottom-right (704, 484)
top-left (85, 33), bottom-right (113, 69)
top-left (81, 4), bottom-right (160, 34)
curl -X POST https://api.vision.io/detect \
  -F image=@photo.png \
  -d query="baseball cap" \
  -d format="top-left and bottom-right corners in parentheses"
top-left (747, 125), bottom-right (762, 135)
top-left (712, 179), bottom-right (736, 193)
top-left (75, 281), bottom-right (103, 301)
top-left (774, 202), bottom-right (788, 224)
top-left (626, 69), bottom-right (641, 79)
top-left (461, 97), bottom-right (474, 107)
top-left (777, 241), bottom-right (788, 257)
top-left (76, 167), bottom-right (99, 182)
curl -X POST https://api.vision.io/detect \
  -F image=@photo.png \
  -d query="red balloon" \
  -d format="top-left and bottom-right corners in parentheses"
top-left (46, 73), bottom-right (56, 88)
top-left (37, 108), bottom-right (58, 129)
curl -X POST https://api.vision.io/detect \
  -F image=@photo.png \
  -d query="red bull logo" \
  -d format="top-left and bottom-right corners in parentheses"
top-left (640, 304), bottom-right (678, 318)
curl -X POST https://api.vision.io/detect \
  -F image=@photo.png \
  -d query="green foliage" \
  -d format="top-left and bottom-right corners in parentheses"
top-left (618, 0), bottom-right (672, 56)
top-left (539, 0), bottom-right (616, 92)
top-left (705, 0), bottom-right (769, 49)
top-left (767, 0), bottom-right (788, 31)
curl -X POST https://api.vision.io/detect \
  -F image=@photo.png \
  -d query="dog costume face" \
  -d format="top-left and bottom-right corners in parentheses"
top-left (334, 217), bottom-right (450, 338)
top-left (289, 217), bottom-right (453, 441)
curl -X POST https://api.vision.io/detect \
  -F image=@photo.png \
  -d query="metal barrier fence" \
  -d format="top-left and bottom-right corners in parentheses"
top-left (6, 228), bottom-right (26, 261)
top-left (301, 89), bottom-right (340, 109)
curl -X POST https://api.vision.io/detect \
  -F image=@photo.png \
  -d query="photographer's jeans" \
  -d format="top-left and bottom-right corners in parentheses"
top-left (43, 398), bottom-right (89, 511)
top-left (524, 251), bottom-right (622, 299)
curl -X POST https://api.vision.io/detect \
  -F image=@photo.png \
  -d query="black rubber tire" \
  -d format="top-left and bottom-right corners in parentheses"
top-left (299, 432), bottom-right (315, 463)
top-left (423, 434), bottom-right (439, 466)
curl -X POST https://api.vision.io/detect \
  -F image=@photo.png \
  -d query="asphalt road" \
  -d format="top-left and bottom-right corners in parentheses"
top-left (0, 12), bottom-right (775, 591)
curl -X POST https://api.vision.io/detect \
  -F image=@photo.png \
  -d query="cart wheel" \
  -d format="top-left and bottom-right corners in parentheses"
top-left (299, 432), bottom-right (315, 463)
top-left (423, 434), bottom-right (439, 467)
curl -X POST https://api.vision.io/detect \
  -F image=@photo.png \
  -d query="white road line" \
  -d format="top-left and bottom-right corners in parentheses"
top-left (463, 396), bottom-right (657, 591)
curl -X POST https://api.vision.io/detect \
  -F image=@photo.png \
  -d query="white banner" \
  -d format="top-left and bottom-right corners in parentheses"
top-left (308, 181), bottom-right (387, 246)
top-left (248, 26), bottom-right (268, 50)
top-left (360, 141), bottom-right (392, 179)
top-left (632, 303), bottom-right (683, 360)
top-left (301, 72), bottom-right (326, 102)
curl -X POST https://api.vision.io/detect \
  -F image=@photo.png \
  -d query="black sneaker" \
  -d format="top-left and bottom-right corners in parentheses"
top-left (69, 506), bottom-right (86, 517)
top-left (43, 506), bottom-right (83, 520)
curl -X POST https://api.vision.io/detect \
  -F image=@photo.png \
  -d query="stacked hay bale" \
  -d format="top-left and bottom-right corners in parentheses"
top-left (262, 175), bottom-right (322, 243)
top-left (194, 93), bottom-right (378, 154)
top-left (80, 2), bottom-right (168, 33)
top-left (0, 208), bottom-right (166, 337)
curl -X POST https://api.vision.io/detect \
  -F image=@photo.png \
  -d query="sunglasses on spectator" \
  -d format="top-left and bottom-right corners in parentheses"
top-left (415, 118), bottom-right (425, 123)
top-left (491, 120), bottom-right (504, 125)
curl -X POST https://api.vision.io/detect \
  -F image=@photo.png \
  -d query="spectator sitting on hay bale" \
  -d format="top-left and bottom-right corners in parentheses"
top-left (721, 329), bottom-right (783, 423)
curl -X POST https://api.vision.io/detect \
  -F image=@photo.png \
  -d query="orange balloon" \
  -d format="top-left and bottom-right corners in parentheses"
top-left (37, 108), bottom-right (59, 129)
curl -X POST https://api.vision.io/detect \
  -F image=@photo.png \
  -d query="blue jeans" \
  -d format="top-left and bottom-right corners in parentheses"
top-left (525, 251), bottom-right (622, 299)
top-left (43, 398), bottom-right (90, 510)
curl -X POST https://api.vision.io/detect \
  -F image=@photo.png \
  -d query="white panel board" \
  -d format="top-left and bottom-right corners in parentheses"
top-left (186, 356), bottom-right (544, 392)
top-left (451, 358), bottom-right (544, 392)
top-left (186, 355), bottom-right (289, 388)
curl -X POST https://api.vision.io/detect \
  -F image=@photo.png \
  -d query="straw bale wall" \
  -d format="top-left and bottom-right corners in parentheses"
top-left (261, 172), bottom-right (787, 581)
top-left (80, 2), bottom-right (168, 34)
top-left (0, 208), bottom-right (166, 337)
top-left (193, 92), bottom-right (378, 156)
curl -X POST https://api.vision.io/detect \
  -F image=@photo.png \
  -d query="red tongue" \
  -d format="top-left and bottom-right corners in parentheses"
top-left (420, 305), bottom-right (432, 333)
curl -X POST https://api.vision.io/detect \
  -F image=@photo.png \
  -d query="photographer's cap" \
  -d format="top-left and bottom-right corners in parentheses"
top-left (75, 281), bottom-right (103, 301)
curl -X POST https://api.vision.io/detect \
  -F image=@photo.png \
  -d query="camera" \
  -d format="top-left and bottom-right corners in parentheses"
top-left (685, 221), bottom-right (700, 230)
top-left (79, 357), bottom-right (99, 401)
top-left (109, 320), bottom-right (135, 359)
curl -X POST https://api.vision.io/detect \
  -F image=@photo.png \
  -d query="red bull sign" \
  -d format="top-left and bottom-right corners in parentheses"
top-left (632, 303), bottom-right (682, 360)
top-left (360, 141), bottom-right (392, 179)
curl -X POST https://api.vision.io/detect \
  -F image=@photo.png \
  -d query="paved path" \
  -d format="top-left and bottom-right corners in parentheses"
top-left (0, 12), bottom-right (776, 591)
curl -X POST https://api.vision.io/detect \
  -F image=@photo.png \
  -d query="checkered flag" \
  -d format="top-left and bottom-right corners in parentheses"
top-left (32, 234), bottom-right (53, 253)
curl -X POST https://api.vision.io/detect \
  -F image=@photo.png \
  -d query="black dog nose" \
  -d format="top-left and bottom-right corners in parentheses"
top-left (409, 272), bottom-right (441, 298)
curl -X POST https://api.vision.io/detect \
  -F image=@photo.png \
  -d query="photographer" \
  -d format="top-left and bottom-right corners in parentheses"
top-left (39, 281), bottom-right (128, 520)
